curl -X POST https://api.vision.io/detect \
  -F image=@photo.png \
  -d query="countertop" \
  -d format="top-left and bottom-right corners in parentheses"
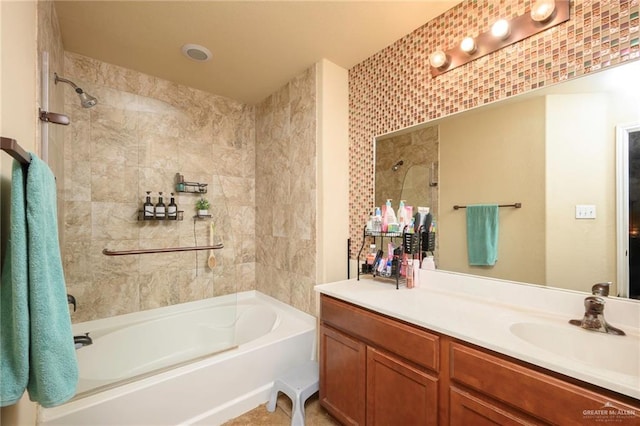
top-left (315, 272), bottom-right (640, 400)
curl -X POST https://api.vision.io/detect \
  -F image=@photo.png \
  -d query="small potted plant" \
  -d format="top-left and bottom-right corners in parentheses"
top-left (196, 198), bottom-right (210, 216)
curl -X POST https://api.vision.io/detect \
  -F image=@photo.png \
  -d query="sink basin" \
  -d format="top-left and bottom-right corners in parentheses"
top-left (509, 322), bottom-right (640, 377)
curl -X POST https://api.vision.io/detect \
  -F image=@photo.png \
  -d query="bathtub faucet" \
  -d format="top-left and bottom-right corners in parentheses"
top-left (74, 332), bottom-right (93, 349)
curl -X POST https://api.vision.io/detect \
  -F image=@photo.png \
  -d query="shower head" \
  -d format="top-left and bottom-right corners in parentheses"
top-left (54, 73), bottom-right (98, 108)
top-left (392, 160), bottom-right (404, 171)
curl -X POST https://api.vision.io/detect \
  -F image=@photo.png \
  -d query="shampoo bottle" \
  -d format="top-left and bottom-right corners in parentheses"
top-left (398, 200), bottom-right (407, 231)
top-left (383, 199), bottom-right (398, 232)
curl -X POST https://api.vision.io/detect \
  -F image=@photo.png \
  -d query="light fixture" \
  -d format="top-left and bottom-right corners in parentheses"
top-left (491, 19), bottom-right (511, 39)
top-left (530, 0), bottom-right (556, 23)
top-left (428, 0), bottom-right (568, 77)
top-left (181, 44), bottom-right (212, 62)
top-left (460, 37), bottom-right (477, 54)
top-left (429, 50), bottom-right (450, 69)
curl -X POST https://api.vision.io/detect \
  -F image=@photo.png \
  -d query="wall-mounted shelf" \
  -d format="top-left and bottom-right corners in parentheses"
top-left (175, 173), bottom-right (207, 194)
top-left (138, 211), bottom-right (184, 221)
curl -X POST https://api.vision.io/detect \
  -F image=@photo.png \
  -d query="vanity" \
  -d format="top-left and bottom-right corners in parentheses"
top-left (316, 271), bottom-right (640, 425)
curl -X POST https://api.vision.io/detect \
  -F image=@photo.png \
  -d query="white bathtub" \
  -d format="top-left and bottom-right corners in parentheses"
top-left (38, 291), bottom-right (316, 425)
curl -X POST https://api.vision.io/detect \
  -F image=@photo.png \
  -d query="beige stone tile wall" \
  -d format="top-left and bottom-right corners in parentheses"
top-left (62, 52), bottom-right (256, 322)
top-left (255, 66), bottom-right (317, 316)
top-left (349, 0), bottom-right (640, 257)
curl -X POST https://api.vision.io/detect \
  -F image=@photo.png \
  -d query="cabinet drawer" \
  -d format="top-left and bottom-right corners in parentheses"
top-left (320, 295), bottom-right (439, 371)
top-left (450, 342), bottom-right (640, 425)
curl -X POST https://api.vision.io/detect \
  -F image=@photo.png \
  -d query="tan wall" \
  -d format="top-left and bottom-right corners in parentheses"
top-left (0, 1), bottom-right (39, 423)
top-left (255, 65), bottom-right (317, 315)
top-left (316, 59), bottom-right (349, 285)
top-left (545, 92), bottom-right (640, 294)
top-left (438, 97), bottom-right (546, 284)
top-left (61, 52), bottom-right (256, 322)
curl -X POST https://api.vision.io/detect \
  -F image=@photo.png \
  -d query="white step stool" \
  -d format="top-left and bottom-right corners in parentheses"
top-left (266, 360), bottom-right (319, 426)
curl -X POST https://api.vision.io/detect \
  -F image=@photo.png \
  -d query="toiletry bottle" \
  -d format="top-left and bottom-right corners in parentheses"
top-left (373, 207), bottom-right (382, 232)
top-left (398, 200), bottom-right (407, 231)
top-left (366, 244), bottom-right (377, 265)
top-left (167, 192), bottom-right (178, 220)
top-left (412, 259), bottom-right (420, 287)
top-left (383, 199), bottom-right (398, 233)
top-left (176, 174), bottom-right (185, 192)
top-left (406, 260), bottom-right (414, 288)
top-left (155, 192), bottom-right (166, 219)
top-left (143, 191), bottom-right (154, 220)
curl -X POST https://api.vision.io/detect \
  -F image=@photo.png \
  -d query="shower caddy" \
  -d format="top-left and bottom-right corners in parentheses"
top-left (356, 225), bottom-right (435, 289)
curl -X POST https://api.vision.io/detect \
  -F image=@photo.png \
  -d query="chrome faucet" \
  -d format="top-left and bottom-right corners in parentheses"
top-left (569, 283), bottom-right (625, 336)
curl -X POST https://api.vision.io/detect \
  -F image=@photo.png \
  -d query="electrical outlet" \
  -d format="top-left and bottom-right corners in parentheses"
top-left (575, 204), bottom-right (596, 219)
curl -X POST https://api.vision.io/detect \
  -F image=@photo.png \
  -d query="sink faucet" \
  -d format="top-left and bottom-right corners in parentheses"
top-left (569, 283), bottom-right (625, 336)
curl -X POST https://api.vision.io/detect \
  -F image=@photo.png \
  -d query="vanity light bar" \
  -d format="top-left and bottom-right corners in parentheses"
top-left (429, 0), bottom-right (569, 77)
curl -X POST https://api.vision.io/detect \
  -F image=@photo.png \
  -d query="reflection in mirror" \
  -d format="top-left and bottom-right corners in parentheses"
top-left (374, 60), bottom-right (640, 300)
top-left (375, 125), bottom-right (439, 224)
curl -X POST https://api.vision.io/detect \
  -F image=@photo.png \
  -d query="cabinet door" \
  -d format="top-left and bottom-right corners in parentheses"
top-left (320, 324), bottom-right (366, 426)
top-left (366, 346), bottom-right (438, 426)
top-left (449, 387), bottom-right (538, 426)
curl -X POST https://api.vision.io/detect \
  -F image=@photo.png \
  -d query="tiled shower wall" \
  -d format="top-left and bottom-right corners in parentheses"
top-left (255, 66), bottom-right (317, 315)
top-left (62, 52), bottom-right (256, 322)
top-left (349, 0), bottom-right (640, 255)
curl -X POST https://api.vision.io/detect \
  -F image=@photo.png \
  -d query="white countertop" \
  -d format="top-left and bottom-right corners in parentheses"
top-left (315, 271), bottom-right (640, 400)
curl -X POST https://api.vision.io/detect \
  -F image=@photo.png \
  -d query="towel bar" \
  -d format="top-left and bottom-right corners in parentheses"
top-left (453, 203), bottom-right (521, 210)
top-left (102, 244), bottom-right (223, 256)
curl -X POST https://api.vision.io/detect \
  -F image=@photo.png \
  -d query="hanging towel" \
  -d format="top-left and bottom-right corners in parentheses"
top-left (0, 161), bottom-right (30, 406)
top-left (24, 154), bottom-right (78, 407)
top-left (466, 204), bottom-right (499, 266)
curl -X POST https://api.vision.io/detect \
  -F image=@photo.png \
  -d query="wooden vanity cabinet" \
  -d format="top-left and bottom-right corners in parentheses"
top-left (448, 342), bottom-right (640, 425)
top-left (319, 294), bottom-right (640, 425)
top-left (320, 295), bottom-right (440, 426)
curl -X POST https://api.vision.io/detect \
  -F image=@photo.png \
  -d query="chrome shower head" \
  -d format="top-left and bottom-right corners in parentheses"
top-left (54, 73), bottom-right (98, 108)
top-left (392, 160), bottom-right (404, 171)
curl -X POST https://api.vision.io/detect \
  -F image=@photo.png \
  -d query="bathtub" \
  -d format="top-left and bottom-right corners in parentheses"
top-left (38, 291), bottom-right (316, 425)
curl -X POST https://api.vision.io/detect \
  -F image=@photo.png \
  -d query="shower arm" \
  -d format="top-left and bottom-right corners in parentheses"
top-left (54, 73), bottom-right (82, 92)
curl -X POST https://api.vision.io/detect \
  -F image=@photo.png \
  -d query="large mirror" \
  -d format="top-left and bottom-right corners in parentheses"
top-left (375, 59), bottom-right (640, 299)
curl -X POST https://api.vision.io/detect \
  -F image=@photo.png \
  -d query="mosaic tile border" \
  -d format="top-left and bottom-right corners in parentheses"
top-left (348, 0), bottom-right (640, 258)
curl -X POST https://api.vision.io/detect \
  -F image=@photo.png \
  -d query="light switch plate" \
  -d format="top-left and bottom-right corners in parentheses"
top-left (575, 204), bottom-right (596, 219)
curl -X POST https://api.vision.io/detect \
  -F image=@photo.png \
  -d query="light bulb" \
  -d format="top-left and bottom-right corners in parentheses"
top-left (460, 37), bottom-right (477, 54)
top-left (429, 50), bottom-right (449, 69)
top-left (530, 0), bottom-right (556, 22)
top-left (491, 19), bottom-right (511, 39)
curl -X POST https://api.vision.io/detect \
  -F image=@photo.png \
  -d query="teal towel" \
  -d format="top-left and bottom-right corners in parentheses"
top-left (0, 155), bottom-right (78, 408)
top-left (25, 154), bottom-right (78, 407)
top-left (466, 204), bottom-right (499, 266)
top-left (0, 161), bottom-right (29, 406)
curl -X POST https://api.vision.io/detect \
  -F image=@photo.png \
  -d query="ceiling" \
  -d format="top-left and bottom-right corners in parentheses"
top-left (54, 1), bottom-right (462, 105)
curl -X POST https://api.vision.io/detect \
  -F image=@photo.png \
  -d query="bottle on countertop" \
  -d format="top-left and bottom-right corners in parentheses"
top-left (155, 192), bottom-right (166, 219)
top-left (143, 191), bottom-right (154, 220)
top-left (167, 192), bottom-right (178, 220)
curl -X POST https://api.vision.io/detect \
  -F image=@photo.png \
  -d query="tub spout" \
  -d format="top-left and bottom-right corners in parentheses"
top-left (74, 332), bottom-right (93, 349)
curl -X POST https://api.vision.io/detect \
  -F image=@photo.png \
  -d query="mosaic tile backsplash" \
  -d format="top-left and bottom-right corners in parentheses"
top-left (348, 0), bottom-right (640, 257)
